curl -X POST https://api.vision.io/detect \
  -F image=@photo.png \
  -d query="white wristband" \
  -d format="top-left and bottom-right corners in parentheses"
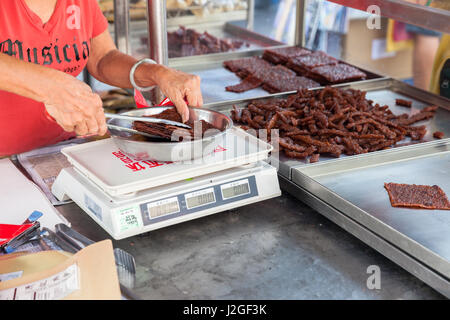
top-left (129, 58), bottom-right (157, 92)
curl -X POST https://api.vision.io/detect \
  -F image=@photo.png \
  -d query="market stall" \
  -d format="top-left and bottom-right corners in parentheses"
top-left (104, 0), bottom-right (449, 298)
top-left (1, 0), bottom-right (449, 300)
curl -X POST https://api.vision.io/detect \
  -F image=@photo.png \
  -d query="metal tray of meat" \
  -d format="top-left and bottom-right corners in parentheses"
top-left (283, 80), bottom-right (450, 296)
top-left (282, 78), bottom-right (450, 177)
top-left (203, 78), bottom-right (448, 177)
top-left (170, 44), bottom-right (383, 104)
top-left (121, 21), bottom-right (283, 61)
top-left (167, 23), bottom-right (284, 51)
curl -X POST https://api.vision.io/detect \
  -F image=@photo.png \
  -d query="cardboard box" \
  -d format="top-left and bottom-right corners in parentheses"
top-left (343, 18), bottom-right (413, 79)
top-left (0, 240), bottom-right (121, 300)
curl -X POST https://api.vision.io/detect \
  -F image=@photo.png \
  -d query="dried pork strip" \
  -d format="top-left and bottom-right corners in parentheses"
top-left (262, 47), bottom-right (311, 65)
top-left (423, 105), bottom-right (439, 113)
top-left (384, 183), bottom-right (450, 210)
top-left (226, 75), bottom-right (263, 93)
top-left (308, 63), bottom-right (366, 84)
top-left (398, 112), bottom-right (436, 126)
top-left (278, 138), bottom-right (307, 153)
top-left (433, 131), bottom-right (445, 139)
top-left (284, 146), bottom-right (316, 159)
top-left (395, 99), bottom-right (412, 108)
top-left (266, 113), bottom-right (279, 130)
top-left (248, 104), bottom-right (266, 116)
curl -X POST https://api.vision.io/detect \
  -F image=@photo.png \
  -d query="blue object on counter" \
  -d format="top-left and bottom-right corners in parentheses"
top-left (22, 210), bottom-right (43, 225)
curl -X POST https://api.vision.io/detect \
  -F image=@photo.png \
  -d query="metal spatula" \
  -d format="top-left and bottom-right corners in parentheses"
top-left (105, 112), bottom-right (192, 129)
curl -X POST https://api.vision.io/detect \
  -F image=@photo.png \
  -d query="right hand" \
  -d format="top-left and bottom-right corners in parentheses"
top-left (43, 72), bottom-right (107, 136)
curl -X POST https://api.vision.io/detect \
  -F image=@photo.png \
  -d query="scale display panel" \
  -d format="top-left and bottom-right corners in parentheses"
top-left (139, 176), bottom-right (258, 226)
top-left (147, 197), bottom-right (180, 219)
top-left (185, 188), bottom-right (216, 209)
top-left (221, 179), bottom-right (251, 200)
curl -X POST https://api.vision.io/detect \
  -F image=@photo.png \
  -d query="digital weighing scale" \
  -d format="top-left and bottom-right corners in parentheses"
top-left (52, 128), bottom-right (281, 240)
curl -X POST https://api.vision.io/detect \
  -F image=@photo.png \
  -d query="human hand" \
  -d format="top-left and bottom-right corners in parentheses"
top-left (43, 72), bottom-right (108, 136)
top-left (150, 65), bottom-right (203, 122)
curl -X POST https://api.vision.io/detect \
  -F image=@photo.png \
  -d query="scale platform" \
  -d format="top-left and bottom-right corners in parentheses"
top-left (52, 128), bottom-right (281, 240)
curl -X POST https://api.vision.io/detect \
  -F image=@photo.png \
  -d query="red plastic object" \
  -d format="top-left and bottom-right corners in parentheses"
top-left (0, 223), bottom-right (35, 246)
top-left (134, 90), bottom-right (178, 108)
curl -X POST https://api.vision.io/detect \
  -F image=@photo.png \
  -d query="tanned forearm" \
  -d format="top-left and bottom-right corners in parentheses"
top-left (87, 29), bottom-right (202, 122)
top-left (0, 52), bottom-right (57, 103)
top-left (92, 49), bottom-right (167, 89)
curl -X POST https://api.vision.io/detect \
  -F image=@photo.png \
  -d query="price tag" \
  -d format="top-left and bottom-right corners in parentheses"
top-left (115, 206), bottom-right (141, 233)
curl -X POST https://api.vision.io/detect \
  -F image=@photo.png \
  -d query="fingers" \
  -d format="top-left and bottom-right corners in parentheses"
top-left (74, 121), bottom-right (89, 136)
top-left (172, 92), bottom-right (190, 123)
top-left (96, 108), bottom-right (108, 136)
top-left (79, 93), bottom-right (106, 136)
top-left (58, 112), bottom-right (76, 133)
top-left (185, 75), bottom-right (203, 108)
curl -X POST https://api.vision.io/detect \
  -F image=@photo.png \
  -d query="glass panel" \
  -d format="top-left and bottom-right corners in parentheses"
top-left (304, 0), bottom-right (449, 93)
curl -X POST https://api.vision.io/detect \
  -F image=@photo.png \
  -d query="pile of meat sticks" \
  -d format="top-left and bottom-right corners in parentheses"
top-left (231, 87), bottom-right (440, 163)
top-left (168, 26), bottom-right (247, 58)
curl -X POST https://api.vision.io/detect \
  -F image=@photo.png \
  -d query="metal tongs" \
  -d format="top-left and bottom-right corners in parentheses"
top-left (105, 96), bottom-right (192, 139)
top-left (105, 113), bottom-right (192, 130)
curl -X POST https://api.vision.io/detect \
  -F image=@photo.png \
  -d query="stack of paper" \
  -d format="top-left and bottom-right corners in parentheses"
top-left (0, 159), bottom-right (69, 230)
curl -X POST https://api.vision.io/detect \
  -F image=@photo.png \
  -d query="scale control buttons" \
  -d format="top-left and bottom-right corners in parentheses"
top-left (185, 188), bottom-right (216, 210)
top-left (147, 197), bottom-right (180, 219)
top-left (220, 179), bottom-right (251, 200)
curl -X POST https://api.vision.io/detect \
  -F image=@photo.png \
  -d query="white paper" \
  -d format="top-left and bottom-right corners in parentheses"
top-left (0, 158), bottom-right (69, 230)
top-left (0, 264), bottom-right (79, 300)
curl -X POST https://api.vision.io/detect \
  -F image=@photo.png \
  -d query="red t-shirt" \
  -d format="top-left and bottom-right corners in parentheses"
top-left (0, 0), bottom-right (108, 156)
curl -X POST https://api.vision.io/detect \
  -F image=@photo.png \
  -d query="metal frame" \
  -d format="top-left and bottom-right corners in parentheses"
top-left (326, 0), bottom-right (450, 34)
top-left (295, 0), bottom-right (307, 46)
top-left (113, 0), bottom-right (131, 54)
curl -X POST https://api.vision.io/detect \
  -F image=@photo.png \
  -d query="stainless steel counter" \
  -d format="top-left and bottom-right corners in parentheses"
top-left (55, 191), bottom-right (444, 299)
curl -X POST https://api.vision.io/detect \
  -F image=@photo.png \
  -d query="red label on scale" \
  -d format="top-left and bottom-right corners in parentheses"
top-left (112, 150), bottom-right (172, 172)
top-left (112, 146), bottom-right (227, 173)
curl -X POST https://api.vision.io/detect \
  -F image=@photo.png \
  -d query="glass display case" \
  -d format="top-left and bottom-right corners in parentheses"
top-left (95, 0), bottom-right (450, 103)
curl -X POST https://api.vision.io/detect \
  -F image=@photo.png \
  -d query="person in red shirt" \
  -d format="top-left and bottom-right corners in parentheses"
top-left (0, 0), bottom-right (203, 156)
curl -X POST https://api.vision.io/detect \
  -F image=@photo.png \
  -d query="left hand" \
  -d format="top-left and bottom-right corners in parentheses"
top-left (146, 65), bottom-right (203, 123)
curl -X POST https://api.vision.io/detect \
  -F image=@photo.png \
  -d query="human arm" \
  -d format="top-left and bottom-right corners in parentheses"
top-left (86, 30), bottom-right (203, 122)
top-left (0, 52), bottom-right (107, 136)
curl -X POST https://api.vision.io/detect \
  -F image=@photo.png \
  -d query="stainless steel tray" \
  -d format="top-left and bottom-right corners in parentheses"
top-left (201, 77), bottom-right (450, 295)
top-left (291, 141), bottom-right (450, 282)
top-left (170, 45), bottom-right (383, 104)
